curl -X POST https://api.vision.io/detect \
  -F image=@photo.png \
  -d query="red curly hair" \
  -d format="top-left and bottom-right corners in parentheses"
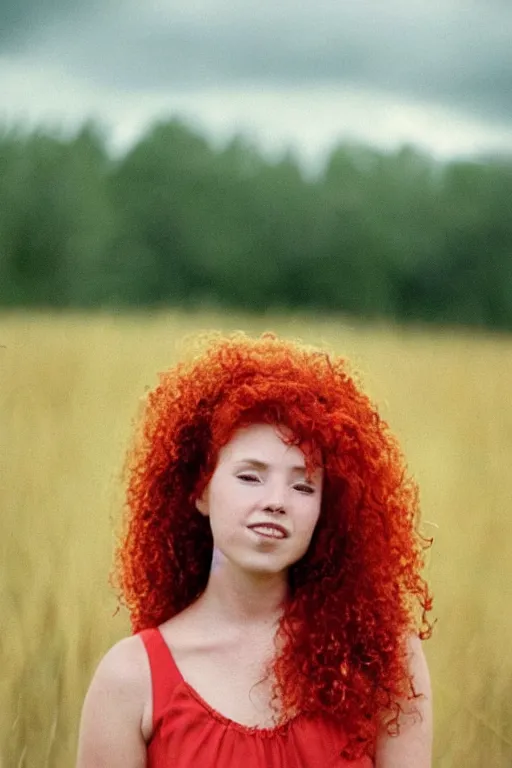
top-left (115, 331), bottom-right (433, 760)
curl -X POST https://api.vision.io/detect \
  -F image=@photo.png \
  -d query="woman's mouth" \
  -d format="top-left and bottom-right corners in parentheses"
top-left (247, 523), bottom-right (288, 539)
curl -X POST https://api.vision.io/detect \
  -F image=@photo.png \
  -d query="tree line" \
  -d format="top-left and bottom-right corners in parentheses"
top-left (1, 119), bottom-right (511, 330)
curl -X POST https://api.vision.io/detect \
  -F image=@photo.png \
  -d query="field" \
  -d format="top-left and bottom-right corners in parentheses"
top-left (1, 310), bottom-right (512, 767)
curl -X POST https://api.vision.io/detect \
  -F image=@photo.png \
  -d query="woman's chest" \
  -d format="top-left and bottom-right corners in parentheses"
top-left (172, 638), bottom-right (281, 727)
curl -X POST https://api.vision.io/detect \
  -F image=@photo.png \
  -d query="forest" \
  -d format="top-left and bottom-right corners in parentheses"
top-left (1, 119), bottom-right (511, 330)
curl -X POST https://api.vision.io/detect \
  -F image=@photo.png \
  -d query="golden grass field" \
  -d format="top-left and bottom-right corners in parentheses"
top-left (1, 310), bottom-right (511, 767)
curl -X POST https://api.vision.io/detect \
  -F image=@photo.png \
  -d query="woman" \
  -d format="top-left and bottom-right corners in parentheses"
top-left (77, 332), bottom-right (433, 767)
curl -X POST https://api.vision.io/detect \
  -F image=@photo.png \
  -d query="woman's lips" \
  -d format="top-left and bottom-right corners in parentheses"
top-left (247, 523), bottom-right (288, 539)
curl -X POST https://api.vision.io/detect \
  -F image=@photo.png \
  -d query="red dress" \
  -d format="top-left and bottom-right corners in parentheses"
top-left (140, 628), bottom-right (373, 768)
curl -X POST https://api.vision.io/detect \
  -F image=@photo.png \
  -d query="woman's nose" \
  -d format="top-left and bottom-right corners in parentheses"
top-left (265, 502), bottom-right (285, 514)
top-left (261, 478), bottom-right (287, 513)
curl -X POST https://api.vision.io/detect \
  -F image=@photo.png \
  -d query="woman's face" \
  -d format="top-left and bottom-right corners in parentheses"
top-left (196, 423), bottom-right (323, 576)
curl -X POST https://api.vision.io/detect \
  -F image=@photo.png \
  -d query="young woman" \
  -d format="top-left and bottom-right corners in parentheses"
top-left (76, 332), bottom-right (433, 767)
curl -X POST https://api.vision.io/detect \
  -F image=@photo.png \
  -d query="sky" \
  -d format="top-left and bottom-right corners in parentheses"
top-left (1, 0), bottom-right (512, 166)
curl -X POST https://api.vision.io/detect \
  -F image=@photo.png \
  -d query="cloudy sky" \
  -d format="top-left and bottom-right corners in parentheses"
top-left (2, 0), bottom-right (512, 165)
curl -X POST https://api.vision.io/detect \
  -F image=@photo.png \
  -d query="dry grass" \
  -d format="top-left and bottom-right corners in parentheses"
top-left (1, 310), bottom-right (511, 767)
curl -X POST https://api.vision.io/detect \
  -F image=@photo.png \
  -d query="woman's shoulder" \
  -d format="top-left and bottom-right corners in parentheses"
top-left (94, 634), bottom-right (153, 731)
top-left (76, 635), bottom-right (153, 766)
top-left (87, 634), bottom-right (152, 724)
top-left (97, 634), bottom-right (151, 688)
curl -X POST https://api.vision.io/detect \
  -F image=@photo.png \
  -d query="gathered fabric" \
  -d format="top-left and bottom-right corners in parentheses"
top-left (139, 628), bottom-right (373, 768)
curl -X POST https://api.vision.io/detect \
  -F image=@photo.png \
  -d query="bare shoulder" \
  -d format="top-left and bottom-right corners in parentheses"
top-left (83, 634), bottom-right (151, 715)
top-left (76, 635), bottom-right (152, 768)
top-left (374, 634), bottom-right (433, 768)
top-left (95, 634), bottom-right (150, 691)
top-left (405, 633), bottom-right (431, 697)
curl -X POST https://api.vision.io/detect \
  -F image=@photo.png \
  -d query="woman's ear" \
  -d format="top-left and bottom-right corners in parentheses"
top-left (195, 489), bottom-right (209, 516)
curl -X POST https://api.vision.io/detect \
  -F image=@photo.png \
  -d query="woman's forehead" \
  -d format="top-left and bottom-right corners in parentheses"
top-left (217, 423), bottom-right (323, 474)
top-left (220, 423), bottom-right (296, 454)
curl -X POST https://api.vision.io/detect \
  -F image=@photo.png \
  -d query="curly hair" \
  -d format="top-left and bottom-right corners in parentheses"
top-left (114, 331), bottom-right (433, 760)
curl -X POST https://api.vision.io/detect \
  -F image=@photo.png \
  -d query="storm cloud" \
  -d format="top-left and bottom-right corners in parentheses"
top-left (3, 0), bottom-right (510, 124)
top-left (0, 0), bottom-right (101, 48)
top-left (2, 0), bottom-right (511, 156)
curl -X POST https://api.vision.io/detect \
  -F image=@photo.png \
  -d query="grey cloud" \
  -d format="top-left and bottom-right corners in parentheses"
top-left (0, 0), bottom-right (85, 48)
top-left (7, 1), bottom-right (512, 125)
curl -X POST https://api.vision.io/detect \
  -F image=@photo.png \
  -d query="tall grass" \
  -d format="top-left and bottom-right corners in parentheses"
top-left (1, 310), bottom-right (511, 767)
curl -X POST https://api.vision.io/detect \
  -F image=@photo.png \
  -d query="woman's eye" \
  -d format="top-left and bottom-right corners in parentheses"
top-left (237, 473), bottom-right (260, 483)
top-left (294, 484), bottom-right (315, 495)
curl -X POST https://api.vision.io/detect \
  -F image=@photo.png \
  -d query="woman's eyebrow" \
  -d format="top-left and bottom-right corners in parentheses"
top-left (234, 459), bottom-right (308, 473)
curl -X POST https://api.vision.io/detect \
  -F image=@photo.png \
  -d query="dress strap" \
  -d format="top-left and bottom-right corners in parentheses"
top-left (139, 627), bottom-right (183, 717)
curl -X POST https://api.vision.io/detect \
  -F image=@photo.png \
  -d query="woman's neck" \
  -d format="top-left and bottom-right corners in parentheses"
top-left (194, 548), bottom-right (288, 629)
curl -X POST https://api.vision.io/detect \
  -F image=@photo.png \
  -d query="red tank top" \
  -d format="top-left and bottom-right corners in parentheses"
top-left (139, 628), bottom-right (373, 767)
